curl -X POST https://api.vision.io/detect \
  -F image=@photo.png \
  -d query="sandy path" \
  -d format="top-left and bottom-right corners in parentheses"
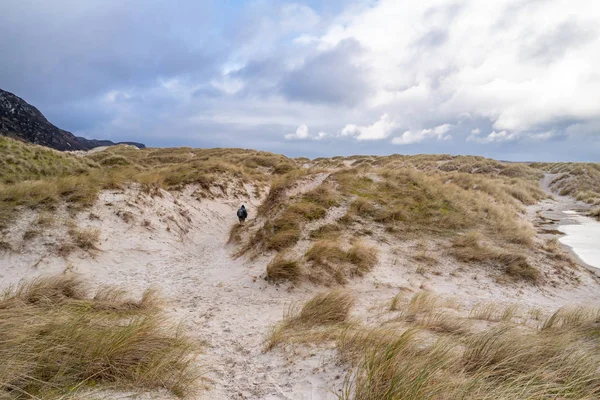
top-left (88, 183), bottom-right (343, 399)
top-left (0, 179), bottom-right (341, 399)
top-left (532, 174), bottom-right (599, 273)
top-left (83, 185), bottom-right (341, 399)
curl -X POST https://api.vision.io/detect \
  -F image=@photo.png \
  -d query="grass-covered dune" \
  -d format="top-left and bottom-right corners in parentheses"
top-left (235, 156), bottom-right (547, 284)
top-left (532, 162), bottom-right (600, 219)
top-left (0, 137), bottom-right (296, 230)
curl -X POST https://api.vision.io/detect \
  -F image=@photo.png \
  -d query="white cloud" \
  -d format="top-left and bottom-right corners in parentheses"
top-left (530, 131), bottom-right (556, 141)
top-left (392, 124), bottom-right (452, 145)
top-left (210, 76), bottom-right (245, 95)
top-left (313, 0), bottom-right (600, 144)
top-left (285, 124), bottom-right (310, 140)
top-left (467, 128), bottom-right (558, 143)
top-left (315, 131), bottom-right (328, 140)
top-left (468, 130), bottom-right (519, 143)
top-left (285, 124), bottom-right (330, 140)
top-left (339, 113), bottom-right (397, 141)
top-left (21, 0), bottom-right (598, 158)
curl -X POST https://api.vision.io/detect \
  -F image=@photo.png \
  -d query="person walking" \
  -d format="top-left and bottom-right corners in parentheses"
top-left (237, 205), bottom-right (248, 224)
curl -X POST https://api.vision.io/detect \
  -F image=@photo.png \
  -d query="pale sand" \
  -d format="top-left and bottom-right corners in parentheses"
top-left (1, 174), bottom-right (599, 399)
top-left (558, 212), bottom-right (600, 270)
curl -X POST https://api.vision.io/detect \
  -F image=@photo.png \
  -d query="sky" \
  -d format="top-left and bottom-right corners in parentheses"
top-left (1, 0), bottom-right (599, 161)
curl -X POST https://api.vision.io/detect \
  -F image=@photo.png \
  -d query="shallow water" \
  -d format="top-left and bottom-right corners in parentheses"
top-left (558, 211), bottom-right (600, 270)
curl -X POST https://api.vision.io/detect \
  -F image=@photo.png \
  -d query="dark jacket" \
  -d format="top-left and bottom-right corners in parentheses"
top-left (237, 207), bottom-right (248, 219)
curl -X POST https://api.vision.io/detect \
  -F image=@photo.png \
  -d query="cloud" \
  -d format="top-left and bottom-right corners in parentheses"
top-left (317, 0), bottom-right (600, 145)
top-left (467, 128), bottom-right (560, 144)
top-left (0, 0), bottom-right (599, 161)
top-left (281, 39), bottom-right (370, 106)
top-left (392, 124), bottom-right (452, 145)
top-left (285, 124), bottom-right (310, 140)
top-left (468, 130), bottom-right (519, 143)
top-left (285, 124), bottom-right (328, 140)
top-left (339, 113), bottom-right (397, 141)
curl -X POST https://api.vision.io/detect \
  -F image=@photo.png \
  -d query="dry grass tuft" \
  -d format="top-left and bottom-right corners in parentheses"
top-left (347, 241), bottom-right (378, 275)
top-left (398, 292), bottom-right (444, 319)
top-left (267, 286), bottom-right (600, 400)
top-left (337, 311), bottom-right (600, 400)
top-left (35, 213), bottom-right (55, 228)
top-left (295, 290), bottom-right (355, 327)
top-left (504, 257), bottom-right (540, 282)
top-left (450, 232), bottom-right (539, 283)
top-left (266, 290), bottom-right (355, 350)
top-left (541, 307), bottom-right (600, 331)
top-left (287, 201), bottom-right (327, 221)
top-left (450, 232), bottom-right (494, 262)
top-left (69, 226), bottom-right (101, 251)
top-left (302, 183), bottom-right (339, 208)
top-left (266, 223), bottom-right (301, 251)
top-left (309, 223), bottom-right (342, 239)
top-left (0, 240), bottom-right (12, 253)
top-left (306, 239), bottom-right (348, 265)
top-left (350, 197), bottom-right (377, 217)
top-left (469, 302), bottom-right (521, 322)
top-left (267, 254), bottom-right (302, 283)
top-left (305, 240), bottom-right (379, 284)
top-left (0, 276), bottom-right (199, 398)
top-left (228, 223), bottom-right (245, 244)
top-left (389, 292), bottom-right (405, 312)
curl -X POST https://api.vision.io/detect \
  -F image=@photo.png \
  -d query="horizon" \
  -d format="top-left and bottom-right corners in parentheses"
top-left (1, 0), bottom-right (599, 162)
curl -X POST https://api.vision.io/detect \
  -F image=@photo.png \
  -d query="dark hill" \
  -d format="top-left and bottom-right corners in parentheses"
top-left (0, 89), bottom-right (144, 151)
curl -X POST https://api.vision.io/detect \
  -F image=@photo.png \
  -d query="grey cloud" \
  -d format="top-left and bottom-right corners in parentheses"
top-left (231, 58), bottom-right (287, 96)
top-left (520, 19), bottom-right (596, 64)
top-left (0, 1), bottom-right (224, 107)
top-left (494, 0), bottom-right (550, 30)
top-left (0, 0), bottom-right (597, 161)
top-left (280, 39), bottom-right (371, 106)
top-left (415, 29), bottom-right (449, 48)
top-left (423, 2), bottom-right (464, 22)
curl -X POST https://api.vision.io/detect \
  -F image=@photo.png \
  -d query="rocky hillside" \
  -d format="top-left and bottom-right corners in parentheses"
top-left (0, 89), bottom-right (144, 151)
